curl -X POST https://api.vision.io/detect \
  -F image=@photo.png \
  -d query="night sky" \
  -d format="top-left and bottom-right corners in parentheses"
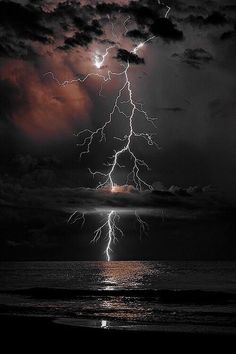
top-left (0, 0), bottom-right (236, 260)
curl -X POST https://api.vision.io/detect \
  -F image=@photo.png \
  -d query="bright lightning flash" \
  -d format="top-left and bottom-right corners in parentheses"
top-left (48, 1), bottom-right (171, 261)
top-left (94, 44), bottom-right (117, 69)
top-left (91, 210), bottom-right (123, 262)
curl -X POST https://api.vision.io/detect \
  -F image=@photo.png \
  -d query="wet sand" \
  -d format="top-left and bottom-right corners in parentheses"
top-left (1, 315), bottom-right (235, 351)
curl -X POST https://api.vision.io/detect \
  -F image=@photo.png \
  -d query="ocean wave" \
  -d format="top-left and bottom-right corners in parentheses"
top-left (1, 288), bottom-right (236, 304)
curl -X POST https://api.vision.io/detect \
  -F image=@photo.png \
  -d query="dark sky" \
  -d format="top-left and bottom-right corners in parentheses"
top-left (0, 0), bottom-right (236, 260)
top-left (0, 0), bottom-right (235, 193)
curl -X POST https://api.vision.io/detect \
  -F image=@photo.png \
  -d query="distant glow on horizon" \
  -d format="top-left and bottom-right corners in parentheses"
top-left (110, 184), bottom-right (131, 193)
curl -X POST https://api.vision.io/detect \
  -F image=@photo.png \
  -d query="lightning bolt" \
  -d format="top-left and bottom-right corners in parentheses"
top-left (94, 44), bottom-right (117, 69)
top-left (85, 58), bottom-right (158, 191)
top-left (135, 211), bottom-right (150, 238)
top-left (46, 1), bottom-right (171, 261)
top-left (67, 210), bottom-right (85, 227)
top-left (91, 210), bottom-right (123, 262)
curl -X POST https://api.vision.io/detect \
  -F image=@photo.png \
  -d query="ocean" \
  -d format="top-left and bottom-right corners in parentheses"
top-left (0, 261), bottom-right (236, 334)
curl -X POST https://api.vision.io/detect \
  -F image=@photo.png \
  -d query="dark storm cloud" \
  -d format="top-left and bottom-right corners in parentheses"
top-left (74, 18), bottom-right (103, 36)
top-left (149, 18), bottom-right (184, 41)
top-left (172, 48), bottom-right (214, 69)
top-left (220, 5), bottom-right (236, 13)
top-left (204, 11), bottom-right (228, 25)
top-left (59, 17), bottom-right (103, 50)
top-left (173, 0), bottom-right (236, 15)
top-left (182, 11), bottom-right (229, 27)
top-left (0, 0), bottom-right (103, 55)
top-left (184, 10), bottom-right (229, 27)
top-left (0, 1), bottom-right (53, 44)
top-left (0, 203), bottom-right (68, 255)
top-left (96, 0), bottom-right (184, 42)
top-left (59, 13), bottom-right (104, 49)
top-left (96, 2), bottom-right (121, 14)
top-left (1, 0), bottom-right (236, 196)
top-left (0, 168), bottom-right (230, 216)
top-left (63, 186), bottom-right (222, 212)
top-left (0, 38), bottom-right (37, 60)
top-left (205, 97), bottom-right (236, 194)
top-left (48, 0), bottom-right (84, 22)
top-left (7, 154), bottom-right (61, 188)
top-left (12, 154), bottom-right (61, 173)
top-left (220, 24), bottom-right (236, 40)
top-left (60, 32), bottom-right (93, 50)
top-left (0, 79), bottom-right (22, 123)
top-left (116, 49), bottom-right (145, 64)
top-left (126, 29), bottom-right (149, 40)
top-left (127, 7), bottom-right (184, 42)
top-left (0, 0), bottom-right (183, 60)
top-left (1, 174), bottom-right (235, 261)
top-left (170, 0), bottom-right (208, 16)
top-left (59, 0), bottom-right (184, 48)
top-left (121, 1), bottom-right (161, 25)
top-left (0, 0), bottom-right (54, 59)
top-left (158, 107), bottom-right (184, 112)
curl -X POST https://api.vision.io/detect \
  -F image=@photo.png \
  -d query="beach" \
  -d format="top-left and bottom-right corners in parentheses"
top-left (1, 314), bottom-right (235, 351)
top-left (0, 260), bottom-right (236, 349)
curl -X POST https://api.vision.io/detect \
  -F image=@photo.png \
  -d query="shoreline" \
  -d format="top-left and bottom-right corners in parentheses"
top-left (1, 314), bottom-right (235, 348)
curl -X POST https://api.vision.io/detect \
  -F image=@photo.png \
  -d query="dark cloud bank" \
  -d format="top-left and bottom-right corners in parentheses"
top-left (0, 1), bottom-right (236, 260)
top-left (0, 161), bottom-right (235, 261)
top-left (0, 0), bottom-right (183, 60)
top-left (172, 48), bottom-right (214, 69)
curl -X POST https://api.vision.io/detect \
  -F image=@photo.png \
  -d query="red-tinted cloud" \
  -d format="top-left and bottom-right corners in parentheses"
top-left (0, 58), bottom-right (91, 140)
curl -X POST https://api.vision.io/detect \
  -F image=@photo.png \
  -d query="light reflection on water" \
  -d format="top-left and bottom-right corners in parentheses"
top-left (101, 320), bottom-right (108, 329)
top-left (1, 261), bottom-right (236, 332)
top-left (1, 261), bottom-right (236, 291)
top-left (100, 261), bottom-right (154, 290)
